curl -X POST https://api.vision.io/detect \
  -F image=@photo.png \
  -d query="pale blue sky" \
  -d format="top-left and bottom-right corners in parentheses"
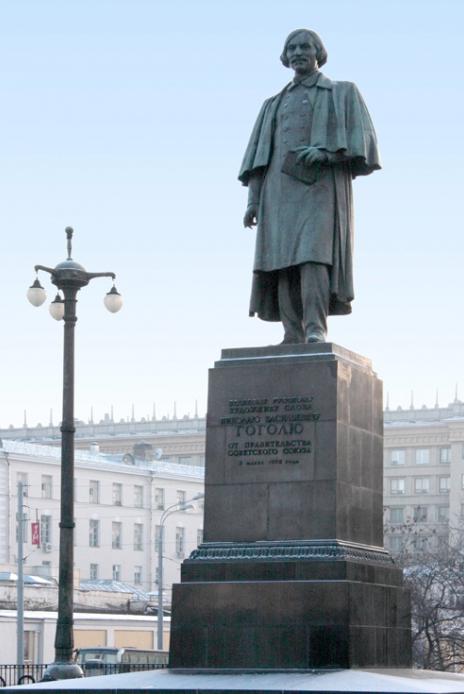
top-left (1, 0), bottom-right (463, 427)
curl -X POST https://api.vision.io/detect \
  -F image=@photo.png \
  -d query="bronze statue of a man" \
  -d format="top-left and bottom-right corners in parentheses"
top-left (239, 29), bottom-right (380, 343)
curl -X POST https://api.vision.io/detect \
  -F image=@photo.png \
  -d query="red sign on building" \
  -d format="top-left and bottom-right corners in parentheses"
top-left (31, 522), bottom-right (40, 546)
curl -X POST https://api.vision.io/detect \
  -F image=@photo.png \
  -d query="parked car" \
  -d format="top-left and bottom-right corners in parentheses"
top-left (75, 647), bottom-right (168, 676)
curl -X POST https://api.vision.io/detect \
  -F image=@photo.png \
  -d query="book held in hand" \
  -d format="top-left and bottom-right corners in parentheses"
top-left (281, 150), bottom-right (323, 185)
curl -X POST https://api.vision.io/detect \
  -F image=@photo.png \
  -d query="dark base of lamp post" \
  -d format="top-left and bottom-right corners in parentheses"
top-left (41, 662), bottom-right (84, 681)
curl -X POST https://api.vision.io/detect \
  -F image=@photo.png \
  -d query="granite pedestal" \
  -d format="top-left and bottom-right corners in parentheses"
top-left (170, 344), bottom-right (411, 669)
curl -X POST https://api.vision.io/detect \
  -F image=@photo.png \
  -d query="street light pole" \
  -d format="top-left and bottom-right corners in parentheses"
top-left (16, 481), bottom-right (25, 675)
top-left (28, 227), bottom-right (122, 681)
top-left (157, 521), bottom-right (165, 651)
top-left (156, 494), bottom-right (204, 651)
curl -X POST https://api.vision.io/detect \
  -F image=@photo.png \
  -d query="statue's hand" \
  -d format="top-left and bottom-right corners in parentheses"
top-left (294, 146), bottom-right (328, 167)
top-left (243, 204), bottom-right (258, 228)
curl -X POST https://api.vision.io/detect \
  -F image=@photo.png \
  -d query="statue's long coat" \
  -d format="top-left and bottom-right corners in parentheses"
top-left (239, 72), bottom-right (381, 320)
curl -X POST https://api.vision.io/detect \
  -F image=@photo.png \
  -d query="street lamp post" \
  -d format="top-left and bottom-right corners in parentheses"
top-left (27, 227), bottom-right (122, 681)
top-left (16, 481), bottom-right (26, 677)
top-left (156, 494), bottom-right (204, 651)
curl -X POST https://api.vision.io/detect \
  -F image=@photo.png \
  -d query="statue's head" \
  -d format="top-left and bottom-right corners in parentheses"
top-left (280, 29), bottom-right (327, 70)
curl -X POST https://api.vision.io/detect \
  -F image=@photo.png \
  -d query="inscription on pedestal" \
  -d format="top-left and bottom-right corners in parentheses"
top-left (220, 396), bottom-right (319, 479)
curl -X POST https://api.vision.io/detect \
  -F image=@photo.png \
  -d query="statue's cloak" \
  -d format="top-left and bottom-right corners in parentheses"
top-left (238, 73), bottom-right (381, 320)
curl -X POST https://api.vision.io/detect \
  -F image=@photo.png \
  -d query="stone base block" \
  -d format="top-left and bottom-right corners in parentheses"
top-left (203, 344), bottom-right (384, 547)
top-left (169, 344), bottom-right (412, 671)
top-left (182, 540), bottom-right (402, 584)
top-left (169, 575), bottom-right (411, 669)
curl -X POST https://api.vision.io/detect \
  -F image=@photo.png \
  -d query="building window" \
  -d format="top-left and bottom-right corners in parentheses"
top-left (439, 476), bottom-right (450, 494)
top-left (41, 475), bottom-right (53, 499)
top-left (40, 515), bottom-right (52, 546)
top-left (391, 449), bottom-right (405, 466)
top-left (41, 561), bottom-right (52, 576)
top-left (177, 490), bottom-right (186, 507)
top-left (89, 519), bottom-right (100, 547)
top-left (415, 449), bottom-right (430, 465)
top-left (390, 478), bottom-right (405, 495)
top-left (112, 483), bottom-right (123, 506)
top-left (389, 536), bottom-right (403, 554)
top-left (437, 506), bottom-right (449, 523)
top-left (112, 522), bottom-right (122, 549)
top-left (134, 523), bottom-right (143, 551)
top-left (414, 477), bottom-right (430, 494)
top-left (134, 485), bottom-right (144, 508)
top-left (112, 564), bottom-right (121, 581)
top-left (155, 488), bottom-right (165, 510)
top-left (89, 480), bottom-right (100, 504)
top-left (178, 456), bottom-right (194, 466)
top-left (24, 631), bottom-right (36, 663)
top-left (89, 563), bottom-right (99, 580)
top-left (197, 528), bottom-right (203, 545)
top-left (412, 536), bottom-right (429, 553)
top-left (413, 505), bottom-right (428, 522)
top-left (17, 472), bottom-right (28, 497)
top-left (155, 525), bottom-right (162, 552)
top-left (134, 566), bottom-right (142, 585)
top-left (440, 447), bottom-right (451, 464)
top-left (390, 507), bottom-right (404, 524)
top-left (175, 527), bottom-right (185, 557)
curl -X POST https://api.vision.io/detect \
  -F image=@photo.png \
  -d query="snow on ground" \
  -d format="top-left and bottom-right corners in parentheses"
top-left (7, 668), bottom-right (464, 693)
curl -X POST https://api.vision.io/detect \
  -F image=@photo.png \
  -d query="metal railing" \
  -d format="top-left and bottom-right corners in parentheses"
top-left (0, 665), bottom-right (46, 687)
top-left (0, 662), bottom-right (167, 686)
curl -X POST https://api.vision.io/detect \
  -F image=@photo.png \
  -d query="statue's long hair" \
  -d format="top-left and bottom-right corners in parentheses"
top-left (280, 29), bottom-right (328, 68)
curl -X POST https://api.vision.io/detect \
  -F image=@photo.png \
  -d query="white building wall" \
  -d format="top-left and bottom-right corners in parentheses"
top-left (0, 610), bottom-right (171, 664)
top-left (0, 453), bottom-right (10, 563)
top-left (1, 441), bottom-right (204, 604)
top-left (383, 418), bottom-right (462, 555)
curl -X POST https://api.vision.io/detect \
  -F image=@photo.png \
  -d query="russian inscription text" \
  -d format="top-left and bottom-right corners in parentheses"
top-left (222, 396), bottom-right (319, 470)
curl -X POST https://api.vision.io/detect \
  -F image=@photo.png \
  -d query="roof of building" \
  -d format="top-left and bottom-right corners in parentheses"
top-left (0, 416), bottom-right (206, 442)
top-left (0, 609), bottom-right (170, 622)
top-left (0, 571), bottom-right (56, 586)
top-left (79, 579), bottom-right (149, 600)
top-left (0, 439), bottom-right (204, 480)
top-left (385, 400), bottom-right (464, 426)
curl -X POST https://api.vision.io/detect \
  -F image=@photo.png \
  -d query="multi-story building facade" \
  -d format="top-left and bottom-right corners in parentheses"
top-left (0, 439), bottom-right (204, 599)
top-left (5, 400), bottom-right (464, 561)
top-left (384, 399), bottom-right (464, 556)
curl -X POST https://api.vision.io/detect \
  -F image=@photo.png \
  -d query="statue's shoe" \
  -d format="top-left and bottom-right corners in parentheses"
top-left (306, 332), bottom-right (326, 343)
top-left (280, 335), bottom-right (304, 344)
